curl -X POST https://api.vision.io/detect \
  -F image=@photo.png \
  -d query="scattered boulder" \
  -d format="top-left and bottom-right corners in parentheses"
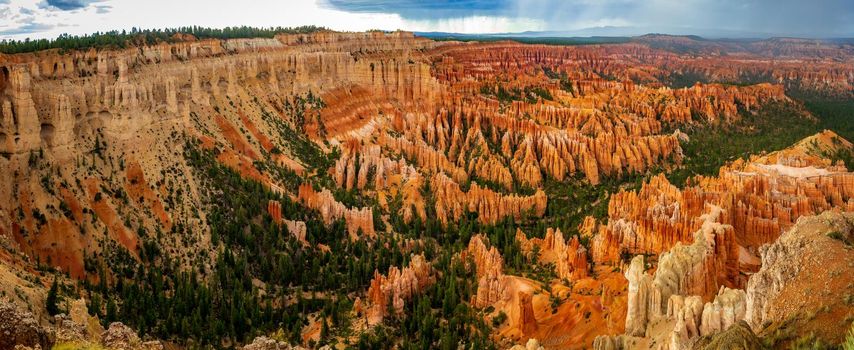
top-left (241, 336), bottom-right (308, 350)
top-left (0, 299), bottom-right (53, 350)
top-left (691, 321), bottom-right (761, 350)
top-left (100, 322), bottom-right (162, 350)
top-left (509, 338), bottom-right (545, 350)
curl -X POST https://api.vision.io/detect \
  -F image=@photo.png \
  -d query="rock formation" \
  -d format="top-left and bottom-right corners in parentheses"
top-left (690, 321), bottom-right (762, 350)
top-left (267, 200), bottom-right (308, 244)
top-left (591, 130), bottom-right (854, 289)
top-left (465, 234), bottom-right (510, 308)
top-left (515, 291), bottom-right (538, 335)
top-left (1, 28), bottom-right (853, 350)
top-left (431, 173), bottom-right (547, 226)
top-left (101, 322), bottom-right (162, 350)
top-left (0, 298), bottom-right (53, 350)
top-left (297, 184), bottom-right (374, 240)
top-left (516, 227), bottom-right (590, 281)
top-left (744, 210), bottom-right (854, 342)
top-left (509, 338), bottom-right (546, 350)
top-left (242, 336), bottom-right (308, 350)
top-left (599, 210), bottom-right (854, 349)
top-left (364, 254), bottom-right (434, 325)
top-left (622, 206), bottom-right (738, 337)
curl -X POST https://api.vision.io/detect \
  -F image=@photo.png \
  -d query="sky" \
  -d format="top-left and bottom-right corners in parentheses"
top-left (1, 0), bottom-right (852, 41)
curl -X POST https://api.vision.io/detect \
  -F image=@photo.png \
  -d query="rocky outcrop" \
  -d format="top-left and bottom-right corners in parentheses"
top-left (54, 313), bottom-right (87, 344)
top-left (267, 200), bottom-right (308, 244)
top-left (691, 321), bottom-right (761, 350)
top-left (624, 255), bottom-right (653, 337)
top-left (515, 291), bottom-right (538, 335)
top-left (509, 338), bottom-right (545, 350)
top-left (592, 335), bottom-right (639, 350)
top-left (592, 131), bottom-right (854, 281)
top-left (242, 336), bottom-right (307, 350)
top-left (101, 323), bottom-right (144, 350)
top-left (465, 235), bottom-right (510, 308)
top-left (0, 298), bottom-right (53, 350)
top-left (516, 227), bottom-right (590, 281)
top-left (431, 173), bottom-right (547, 226)
top-left (623, 206), bottom-right (738, 337)
top-left (698, 288), bottom-right (746, 338)
top-left (591, 132), bottom-right (854, 349)
top-left (52, 298), bottom-right (105, 345)
top-left (606, 210), bottom-right (853, 349)
top-left (364, 254), bottom-right (434, 325)
top-left (297, 184), bottom-right (374, 240)
top-left (745, 211), bottom-right (854, 336)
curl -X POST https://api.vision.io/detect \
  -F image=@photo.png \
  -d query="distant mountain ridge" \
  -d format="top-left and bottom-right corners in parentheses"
top-left (416, 27), bottom-right (854, 41)
top-left (417, 31), bottom-right (854, 57)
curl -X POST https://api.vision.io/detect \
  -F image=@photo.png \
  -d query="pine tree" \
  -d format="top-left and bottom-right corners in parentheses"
top-left (106, 297), bottom-right (117, 324)
top-left (320, 316), bottom-right (329, 341)
top-left (46, 278), bottom-right (60, 316)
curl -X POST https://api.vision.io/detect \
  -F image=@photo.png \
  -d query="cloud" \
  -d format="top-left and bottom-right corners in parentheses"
top-left (0, 22), bottom-right (55, 35)
top-left (38, 0), bottom-right (102, 11)
top-left (321, 0), bottom-right (854, 37)
top-left (1, 0), bottom-right (851, 41)
top-left (320, 0), bottom-right (512, 19)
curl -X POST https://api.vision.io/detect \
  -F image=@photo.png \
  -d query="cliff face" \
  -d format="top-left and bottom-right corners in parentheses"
top-left (0, 30), bottom-right (444, 279)
top-left (0, 31), bottom-right (442, 154)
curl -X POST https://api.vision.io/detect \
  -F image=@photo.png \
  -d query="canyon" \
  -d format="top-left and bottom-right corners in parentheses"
top-left (0, 29), bottom-right (852, 349)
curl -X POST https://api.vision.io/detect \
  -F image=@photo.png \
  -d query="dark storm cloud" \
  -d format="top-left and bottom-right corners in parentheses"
top-left (321, 0), bottom-right (854, 37)
top-left (38, 0), bottom-right (103, 11)
top-left (321, 0), bottom-right (512, 18)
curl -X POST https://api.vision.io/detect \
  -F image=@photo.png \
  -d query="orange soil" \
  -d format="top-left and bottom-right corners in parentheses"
top-left (238, 109), bottom-right (275, 152)
top-left (214, 114), bottom-right (259, 160)
top-left (12, 187), bottom-right (85, 278)
top-left (34, 218), bottom-right (85, 278)
top-left (198, 134), bottom-right (216, 149)
top-left (532, 267), bottom-right (628, 349)
top-left (763, 231), bottom-right (854, 345)
top-left (60, 187), bottom-right (84, 224)
top-left (274, 154), bottom-right (306, 175)
top-left (83, 178), bottom-right (138, 253)
top-left (125, 160), bottom-right (172, 231)
top-left (215, 148), bottom-right (269, 184)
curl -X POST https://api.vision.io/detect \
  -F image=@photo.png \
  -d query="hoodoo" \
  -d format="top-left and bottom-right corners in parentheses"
top-left (1, 8), bottom-right (853, 349)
